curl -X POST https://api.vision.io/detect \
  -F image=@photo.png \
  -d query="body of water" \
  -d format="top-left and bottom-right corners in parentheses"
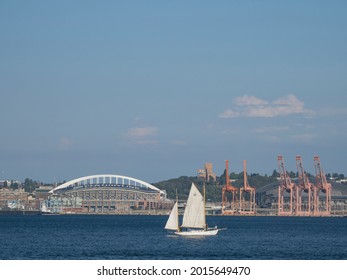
top-left (0, 215), bottom-right (346, 260)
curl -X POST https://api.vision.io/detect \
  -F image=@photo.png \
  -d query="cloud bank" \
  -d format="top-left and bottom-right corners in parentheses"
top-left (219, 94), bottom-right (314, 119)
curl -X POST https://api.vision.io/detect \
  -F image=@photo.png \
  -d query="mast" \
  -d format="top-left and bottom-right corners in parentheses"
top-left (176, 189), bottom-right (180, 232)
top-left (203, 182), bottom-right (206, 229)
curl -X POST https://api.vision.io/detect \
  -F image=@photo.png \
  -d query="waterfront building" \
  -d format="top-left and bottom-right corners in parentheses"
top-left (0, 187), bottom-right (28, 210)
top-left (35, 185), bottom-right (54, 200)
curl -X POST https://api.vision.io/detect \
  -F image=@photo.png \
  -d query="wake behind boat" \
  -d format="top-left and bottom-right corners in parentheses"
top-left (165, 183), bottom-right (223, 236)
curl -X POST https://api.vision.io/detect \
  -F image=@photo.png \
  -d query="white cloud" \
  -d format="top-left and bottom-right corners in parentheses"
top-left (219, 94), bottom-right (314, 119)
top-left (126, 126), bottom-right (157, 138)
top-left (125, 126), bottom-right (158, 145)
top-left (219, 109), bottom-right (240, 119)
top-left (235, 95), bottom-right (268, 106)
top-left (244, 106), bottom-right (278, 118)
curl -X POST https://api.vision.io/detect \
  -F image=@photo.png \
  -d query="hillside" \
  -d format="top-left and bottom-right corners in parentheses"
top-left (152, 173), bottom-right (279, 202)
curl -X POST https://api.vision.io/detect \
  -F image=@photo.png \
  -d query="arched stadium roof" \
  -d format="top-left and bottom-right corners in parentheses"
top-left (49, 174), bottom-right (164, 195)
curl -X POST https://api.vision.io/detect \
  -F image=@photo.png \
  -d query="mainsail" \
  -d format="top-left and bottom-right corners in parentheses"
top-left (181, 183), bottom-right (205, 229)
top-left (165, 202), bottom-right (179, 230)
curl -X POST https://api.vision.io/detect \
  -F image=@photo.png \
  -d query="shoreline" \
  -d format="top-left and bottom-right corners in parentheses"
top-left (1, 210), bottom-right (346, 217)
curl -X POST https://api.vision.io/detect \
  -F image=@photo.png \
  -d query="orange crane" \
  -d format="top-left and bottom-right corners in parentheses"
top-left (277, 155), bottom-right (296, 215)
top-left (313, 156), bottom-right (332, 216)
top-left (221, 160), bottom-right (238, 215)
top-left (239, 160), bottom-right (256, 214)
top-left (296, 156), bottom-right (314, 215)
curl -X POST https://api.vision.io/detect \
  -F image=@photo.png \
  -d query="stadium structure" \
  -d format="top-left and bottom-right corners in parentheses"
top-left (47, 174), bottom-right (169, 214)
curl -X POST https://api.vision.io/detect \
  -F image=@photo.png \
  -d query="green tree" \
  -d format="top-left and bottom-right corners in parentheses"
top-left (271, 169), bottom-right (280, 177)
top-left (23, 178), bottom-right (39, 193)
top-left (11, 181), bottom-right (19, 189)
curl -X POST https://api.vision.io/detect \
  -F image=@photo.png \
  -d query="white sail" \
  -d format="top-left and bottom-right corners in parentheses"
top-left (165, 202), bottom-right (179, 230)
top-left (41, 202), bottom-right (48, 212)
top-left (181, 183), bottom-right (205, 229)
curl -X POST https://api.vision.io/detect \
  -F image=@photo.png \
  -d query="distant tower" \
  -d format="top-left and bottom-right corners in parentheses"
top-left (197, 162), bottom-right (216, 182)
top-left (204, 162), bottom-right (216, 181)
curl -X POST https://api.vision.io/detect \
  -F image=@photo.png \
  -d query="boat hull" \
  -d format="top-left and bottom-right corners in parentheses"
top-left (174, 229), bottom-right (219, 236)
top-left (40, 212), bottom-right (59, 215)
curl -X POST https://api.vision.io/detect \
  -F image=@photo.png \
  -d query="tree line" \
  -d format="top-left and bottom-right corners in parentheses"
top-left (153, 169), bottom-right (346, 202)
top-left (2, 169), bottom-right (345, 202)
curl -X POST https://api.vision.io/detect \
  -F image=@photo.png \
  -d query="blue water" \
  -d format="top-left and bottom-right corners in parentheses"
top-left (0, 215), bottom-right (346, 260)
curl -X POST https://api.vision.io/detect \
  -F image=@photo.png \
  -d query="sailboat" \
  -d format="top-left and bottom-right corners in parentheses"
top-left (165, 183), bottom-right (220, 236)
top-left (41, 201), bottom-right (52, 215)
top-left (40, 201), bottom-right (58, 215)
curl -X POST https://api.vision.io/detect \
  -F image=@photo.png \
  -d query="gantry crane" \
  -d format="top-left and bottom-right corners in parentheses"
top-left (221, 160), bottom-right (238, 215)
top-left (313, 156), bottom-right (332, 216)
top-left (239, 160), bottom-right (256, 214)
top-left (296, 156), bottom-right (314, 215)
top-left (278, 155), bottom-right (296, 215)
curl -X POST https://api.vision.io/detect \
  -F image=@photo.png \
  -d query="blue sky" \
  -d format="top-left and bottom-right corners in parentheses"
top-left (1, 0), bottom-right (347, 183)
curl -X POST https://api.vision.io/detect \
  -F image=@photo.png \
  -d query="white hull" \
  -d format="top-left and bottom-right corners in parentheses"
top-left (41, 212), bottom-right (59, 215)
top-left (174, 228), bottom-right (219, 236)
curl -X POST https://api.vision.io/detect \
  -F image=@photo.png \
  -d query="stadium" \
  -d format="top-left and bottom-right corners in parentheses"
top-left (47, 174), bottom-right (169, 214)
